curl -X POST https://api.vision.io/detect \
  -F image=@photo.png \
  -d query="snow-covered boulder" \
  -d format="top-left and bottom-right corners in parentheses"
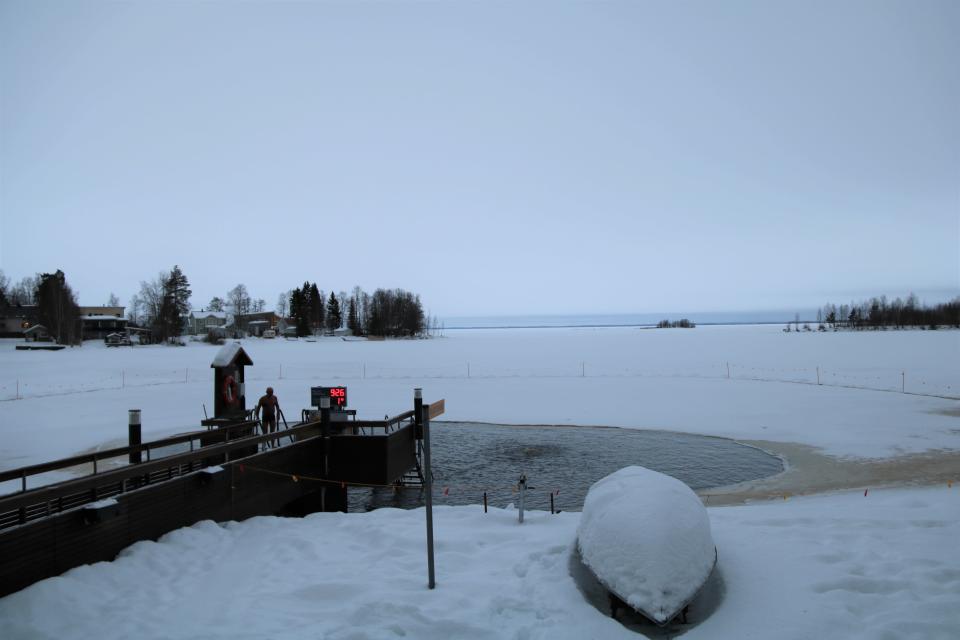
top-left (577, 466), bottom-right (717, 625)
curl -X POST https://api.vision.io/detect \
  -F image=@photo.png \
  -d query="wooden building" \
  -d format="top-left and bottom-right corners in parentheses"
top-left (0, 303), bottom-right (40, 338)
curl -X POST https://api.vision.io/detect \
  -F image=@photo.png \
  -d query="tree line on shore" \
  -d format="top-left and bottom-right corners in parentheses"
top-left (815, 294), bottom-right (959, 331)
top-left (285, 283), bottom-right (427, 338)
top-left (0, 267), bottom-right (430, 343)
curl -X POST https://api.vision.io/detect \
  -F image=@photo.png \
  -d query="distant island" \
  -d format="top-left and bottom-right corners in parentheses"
top-left (656, 319), bottom-right (696, 329)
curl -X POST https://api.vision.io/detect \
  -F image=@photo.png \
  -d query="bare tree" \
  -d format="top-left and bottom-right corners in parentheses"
top-left (138, 273), bottom-right (167, 330)
top-left (107, 292), bottom-right (120, 307)
top-left (208, 296), bottom-right (225, 312)
top-left (227, 284), bottom-right (251, 332)
top-left (275, 291), bottom-right (290, 318)
top-left (9, 275), bottom-right (39, 305)
top-left (0, 270), bottom-right (9, 304)
top-left (127, 293), bottom-right (142, 326)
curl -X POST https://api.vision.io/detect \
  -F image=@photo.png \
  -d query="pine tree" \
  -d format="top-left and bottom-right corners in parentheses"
top-left (36, 270), bottom-right (81, 344)
top-left (161, 265), bottom-right (191, 341)
top-left (326, 292), bottom-right (341, 332)
top-left (290, 286), bottom-right (310, 337)
top-left (309, 283), bottom-right (324, 332)
top-left (347, 297), bottom-right (361, 335)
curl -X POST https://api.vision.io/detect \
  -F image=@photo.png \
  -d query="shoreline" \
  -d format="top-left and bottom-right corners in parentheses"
top-left (701, 440), bottom-right (960, 506)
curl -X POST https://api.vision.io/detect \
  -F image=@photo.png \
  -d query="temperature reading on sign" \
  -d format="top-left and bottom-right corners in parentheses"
top-left (328, 386), bottom-right (347, 407)
top-left (311, 386), bottom-right (349, 409)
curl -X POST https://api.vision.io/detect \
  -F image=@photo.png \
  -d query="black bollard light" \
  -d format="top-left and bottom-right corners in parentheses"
top-left (128, 409), bottom-right (142, 464)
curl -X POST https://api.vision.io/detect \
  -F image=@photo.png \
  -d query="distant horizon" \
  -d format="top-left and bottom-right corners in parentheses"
top-left (439, 292), bottom-right (960, 328)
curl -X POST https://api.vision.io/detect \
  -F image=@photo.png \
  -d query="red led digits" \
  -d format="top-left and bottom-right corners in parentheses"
top-left (312, 386), bottom-right (348, 408)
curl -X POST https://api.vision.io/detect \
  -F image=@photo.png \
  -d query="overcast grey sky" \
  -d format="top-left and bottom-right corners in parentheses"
top-left (1, 0), bottom-right (957, 317)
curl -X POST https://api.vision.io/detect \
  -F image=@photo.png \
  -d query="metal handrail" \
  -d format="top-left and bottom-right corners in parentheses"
top-left (0, 420), bottom-right (261, 485)
top-left (0, 419), bottom-right (331, 517)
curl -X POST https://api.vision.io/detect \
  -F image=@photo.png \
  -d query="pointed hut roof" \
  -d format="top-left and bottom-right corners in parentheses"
top-left (211, 343), bottom-right (253, 368)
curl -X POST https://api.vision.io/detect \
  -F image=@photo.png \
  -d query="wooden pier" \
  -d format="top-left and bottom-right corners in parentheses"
top-left (0, 401), bottom-right (441, 598)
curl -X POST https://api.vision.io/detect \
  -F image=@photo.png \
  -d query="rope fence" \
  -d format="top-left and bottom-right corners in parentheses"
top-left (0, 361), bottom-right (956, 402)
top-left (237, 463), bottom-right (957, 516)
top-left (238, 463), bottom-right (568, 514)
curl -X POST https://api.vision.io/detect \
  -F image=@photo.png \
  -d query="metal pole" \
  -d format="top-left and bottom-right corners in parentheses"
top-left (416, 388), bottom-right (436, 589)
top-left (128, 409), bottom-right (142, 464)
top-left (518, 474), bottom-right (527, 523)
top-left (320, 396), bottom-right (330, 511)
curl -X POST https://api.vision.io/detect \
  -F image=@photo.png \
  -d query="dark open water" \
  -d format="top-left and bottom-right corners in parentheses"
top-left (349, 422), bottom-right (783, 513)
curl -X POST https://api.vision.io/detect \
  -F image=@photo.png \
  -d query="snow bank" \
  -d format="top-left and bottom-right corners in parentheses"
top-left (0, 486), bottom-right (957, 639)
top-left (578, 466), bottom-right (715, 623)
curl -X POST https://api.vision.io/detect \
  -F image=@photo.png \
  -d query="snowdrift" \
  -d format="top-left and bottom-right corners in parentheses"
top-left (577, 466), bottom-right (717, 625)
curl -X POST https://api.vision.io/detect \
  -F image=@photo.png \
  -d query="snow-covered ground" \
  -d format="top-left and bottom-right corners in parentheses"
top-left (0, 489), bottom-right (956, 640)
top-left (0, 325), bottom-right (958, 638)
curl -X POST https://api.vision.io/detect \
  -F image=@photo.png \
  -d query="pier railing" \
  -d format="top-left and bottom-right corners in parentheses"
top-left (0, 410), bottom-right (419, 530)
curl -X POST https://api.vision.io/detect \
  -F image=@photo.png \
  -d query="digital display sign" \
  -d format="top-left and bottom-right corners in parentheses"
top-left (328, 386), bottom-right (347, 407)
top-left (311, 386), bottom-right (348, 408)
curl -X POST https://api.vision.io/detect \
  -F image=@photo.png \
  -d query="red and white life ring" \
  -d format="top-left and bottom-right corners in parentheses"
top-left (222, 375), bottom-right (239, 405)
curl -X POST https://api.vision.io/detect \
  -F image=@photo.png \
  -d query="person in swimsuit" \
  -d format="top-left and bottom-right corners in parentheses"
top-left (256, 387), bottom-right (281, 445)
